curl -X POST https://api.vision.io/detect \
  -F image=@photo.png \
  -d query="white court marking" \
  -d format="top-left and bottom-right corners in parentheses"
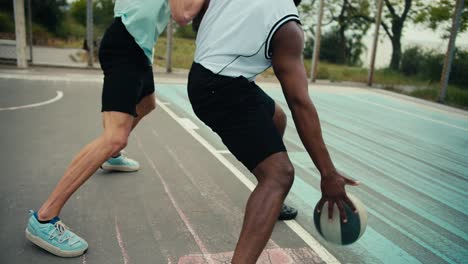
top-left (0, 90), bottom-right (63, 111)
top-left (345, 94), bottom-right (468, 132)
top-left (157, 101), bottom-right (341, 264)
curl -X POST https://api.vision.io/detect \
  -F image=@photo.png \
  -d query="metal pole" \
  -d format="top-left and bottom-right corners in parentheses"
top-left (310, 0), bottom-right (324, 82)
top-left (439, 0), bottom-right (464, 102)
top-left (166, 18), bottom-right (173, 73)
top-left (13, 0), bottom-right (28, 68)
top-left (27, 0), bottom-right (33, 63)
top-left (367, 0), bottom-right (384, 86)
top-left (86, 0), bottom-right (94, 67)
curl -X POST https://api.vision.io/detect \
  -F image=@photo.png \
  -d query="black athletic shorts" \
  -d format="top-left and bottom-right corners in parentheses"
top-left (188, 63), bottom-right (287, 171)
top-left (99, 18), bottom-right (155, 117)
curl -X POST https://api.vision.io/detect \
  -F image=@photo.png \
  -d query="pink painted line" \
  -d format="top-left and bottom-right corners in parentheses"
top-left (178, 247), bottom-right (319, 264)
top-left (135, 136), bottom-right (214, 264)
top-left (115, 216), bottom-right (131, 264)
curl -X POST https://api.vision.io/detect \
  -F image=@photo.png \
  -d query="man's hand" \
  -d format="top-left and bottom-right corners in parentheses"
top-left (316, 171), bottom-right (359, 223)
top-left (169, 0), bottom-right (206, 26)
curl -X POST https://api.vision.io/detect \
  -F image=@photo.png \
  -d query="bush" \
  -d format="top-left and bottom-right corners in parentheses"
top-left (31, 24), bottom-right (52, 45)
top-left (400, 47), bottom-right (424, 76)
top-left (0, 11), bottom-right (14, 33)
top-left (303, 28), bottom-right (365, 66)
top-left (400, 46), bottom-right (466, 89)
top-left (451, 50), bottom-right (468, 88)
top-left (56, 14), bottom-right (86, 39)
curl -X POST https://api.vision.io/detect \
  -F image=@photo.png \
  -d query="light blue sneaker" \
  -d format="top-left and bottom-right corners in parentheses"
top-left (101, 153), bottom-right (140, 172)
top-left (25, 210), bottom-right (88, 257)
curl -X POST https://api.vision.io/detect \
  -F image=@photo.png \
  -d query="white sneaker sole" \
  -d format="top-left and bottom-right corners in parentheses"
top-left (25, 229), bottom-right (87, 258)
top-left (101, 164), bottom-right (140, 172)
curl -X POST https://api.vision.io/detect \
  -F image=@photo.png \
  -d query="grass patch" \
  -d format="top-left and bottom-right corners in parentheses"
top-left (409, 86), bottom-right (468, 109)
top-left (153, 36), bottom-right (195, 69)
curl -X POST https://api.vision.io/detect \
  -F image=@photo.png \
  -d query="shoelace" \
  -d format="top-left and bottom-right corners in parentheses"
top-left (48, 221), bottom-right (79, 245)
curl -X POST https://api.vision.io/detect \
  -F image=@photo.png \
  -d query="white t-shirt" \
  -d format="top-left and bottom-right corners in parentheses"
top-left (194, 0), bottom-right (301, 81)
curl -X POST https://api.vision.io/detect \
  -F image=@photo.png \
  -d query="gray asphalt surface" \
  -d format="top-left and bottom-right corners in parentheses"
top-left (1, 66), bottom-right (467, 264)
top-left (0, 68), bottom-right (319, 264)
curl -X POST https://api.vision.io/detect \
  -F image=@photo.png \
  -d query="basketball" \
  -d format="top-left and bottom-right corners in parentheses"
top-left (313, 193), bottom-right (367, 245)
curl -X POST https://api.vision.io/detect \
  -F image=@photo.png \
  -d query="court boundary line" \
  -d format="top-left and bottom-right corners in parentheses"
top-left (0, 90), bottom-right (63, 111)
top-left (157, 101), bottom-right (341, 264)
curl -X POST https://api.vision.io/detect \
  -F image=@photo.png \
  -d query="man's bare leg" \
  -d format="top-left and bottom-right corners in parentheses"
top-left (231, 152), bottom-right (295, 264)
top-left (107, 93), bottom-right (156, 158)
top-left (37, 112), bottom-right (134, 220)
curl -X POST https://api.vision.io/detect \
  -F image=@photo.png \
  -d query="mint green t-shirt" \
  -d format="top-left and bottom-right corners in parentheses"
top-left (114, 0), bottom-right (171, 65)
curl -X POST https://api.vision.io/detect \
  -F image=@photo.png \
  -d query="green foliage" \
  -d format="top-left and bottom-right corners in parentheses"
top-left (55, 13), bottom-right (86, 39)
top-left (31, 0), bottom-right (67, 34)
top-left (450, 49), bottom-right (468, 88)
top-left (0, 0), bottom-right (12, 13)
top-left (94, 0), bottom-right (114, 34)
top-left (0, 11), bottom-right (14, 33)
top-left (300, 0), bottom-right (371, 66)
top-left (304, 28), bottom-right (365, 66)
top-left (70, 0), bottom-right (114, 35)
top-left (174, 24), bottom-right (197, 39)
top-left (70, 0), bottom-right (87, 26)
top-left (400, 46), bottom-right (467, 89)
top-left (414, 0), bottom-right (468, 35)
top-left (400, 46), bottom-right (426, 76)
top-left (410, 86), bottom-right (468, 108)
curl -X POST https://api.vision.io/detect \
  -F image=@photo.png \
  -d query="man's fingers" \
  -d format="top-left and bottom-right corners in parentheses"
top-left (316, 198), bottom-right (325, 213)
top-left (344, 195), bottom-right (357, 213)
top-left (343, 176), bottom-right (360, 186)
top-left (327, 200), bottom-right (334, 220)
top-left (337, 201), bottom-right (347, 223)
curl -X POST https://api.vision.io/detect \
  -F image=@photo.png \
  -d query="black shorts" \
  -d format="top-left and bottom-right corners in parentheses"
top-left (99, 18), bottom-right (155, 117)
top-left (188, 63), bottom-right (286, 171)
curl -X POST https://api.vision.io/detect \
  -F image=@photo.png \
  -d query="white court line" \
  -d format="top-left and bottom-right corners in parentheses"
top-left (0, 73), bottom-right (103, 83)
top-left (179, 118), bottom-right (199, 130)
top-left (216, 150), bottom-right (231, 154)
top-left (115, 216), bottom-right (131, 264)
top-left (0, 90), bottom-right (63, 111)
top-left (157, 101), bottom-right (340, 264)
top-left (345, 95), bottom-right (468, 132)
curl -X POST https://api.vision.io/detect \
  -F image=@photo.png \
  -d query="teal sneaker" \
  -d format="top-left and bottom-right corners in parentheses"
top-left (25, 211), bottom-right (88, 257)
top-left (101, 153), bottom-right (140, 172)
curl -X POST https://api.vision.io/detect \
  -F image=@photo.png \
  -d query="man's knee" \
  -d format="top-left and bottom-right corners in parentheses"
top-left (272, 162), bottom-right (295, 192)
top-left (103, 131), bottom-right (129, 153)
top-left (254, 154), bottom-right (295, 194)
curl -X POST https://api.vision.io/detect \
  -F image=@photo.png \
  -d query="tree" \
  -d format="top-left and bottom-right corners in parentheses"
top-left (70, 0), bottom-right (114, 33)
top-left (354, 0), bottom-right (425, 70)
top-left (414, 0), bottom-right (468, 37)
top-left (0, 0), bottom-right (67, 34)
top-left (380, 0), bottom-right (414, 70)
top-left (31, 0), bottom-right (67, 34)
top-left (329, 0), bottom-right (371, 66)
top-left (299, 0), bottom-right (371, 66)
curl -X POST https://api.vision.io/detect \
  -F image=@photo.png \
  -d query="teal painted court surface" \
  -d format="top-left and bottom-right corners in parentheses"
top-left (158, 84), bottom-right (468, 264)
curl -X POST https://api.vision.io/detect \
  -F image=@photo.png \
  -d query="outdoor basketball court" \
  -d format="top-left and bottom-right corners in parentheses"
top-left (0, 66), bottom-right (466, 264)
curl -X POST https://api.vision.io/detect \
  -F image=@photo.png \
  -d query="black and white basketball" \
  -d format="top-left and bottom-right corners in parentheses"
top-left (313, 193), bottom-right (367, 245)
